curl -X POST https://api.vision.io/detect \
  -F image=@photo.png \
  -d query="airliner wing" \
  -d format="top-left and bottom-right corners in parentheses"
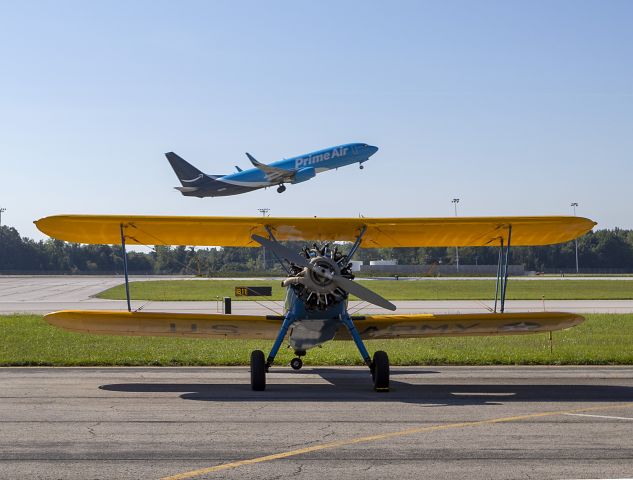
top-left (246, 153), bottom-right (294, 182)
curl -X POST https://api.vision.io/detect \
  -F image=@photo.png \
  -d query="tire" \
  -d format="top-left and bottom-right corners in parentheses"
top-left (372, 351), bottom-right (389, 392)
top-left (290, 357), bottom-right (303, 370)
top-left (250, 350), bottom-right (266, 391)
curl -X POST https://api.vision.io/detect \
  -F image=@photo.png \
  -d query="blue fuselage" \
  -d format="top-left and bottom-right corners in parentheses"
top-left (283, 287), bottom-right (348, 352)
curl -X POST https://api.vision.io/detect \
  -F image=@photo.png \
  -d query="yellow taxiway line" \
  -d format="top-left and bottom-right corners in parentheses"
top-left (160, 402), bottom-right (633, 480)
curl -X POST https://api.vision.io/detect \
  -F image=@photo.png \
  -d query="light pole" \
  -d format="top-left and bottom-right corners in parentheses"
top-left (571, 202), bottom-right (579, 273)
top-left (452, 198), bottom-right (460, 272)
top-left (258, 208), bottom-right (270, 269)
top-left (0, 208), bottom-right (5, 227)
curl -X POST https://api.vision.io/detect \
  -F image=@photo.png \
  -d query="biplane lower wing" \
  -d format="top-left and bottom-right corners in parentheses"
top-left (45, 310), bottom-right (583, 340)
top-left (352, 311), bottom-right (584, 339)
top-left (45, 310), bottom-right (284, 339)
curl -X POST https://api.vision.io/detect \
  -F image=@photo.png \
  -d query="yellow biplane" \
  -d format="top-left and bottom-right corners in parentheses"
top-left (35, 214), bottom-right (595, 391)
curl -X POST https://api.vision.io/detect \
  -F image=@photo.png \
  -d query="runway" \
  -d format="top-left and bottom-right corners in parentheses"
top-left (3, 277), bottom-right (633, 478)
top-left (1, 366), bottom-right (633, 479)
top-left (3, 275), bottom-right (633, 314)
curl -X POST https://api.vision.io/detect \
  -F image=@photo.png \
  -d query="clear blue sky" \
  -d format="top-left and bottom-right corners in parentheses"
top-left (2, 0), bottom-right (631, 241)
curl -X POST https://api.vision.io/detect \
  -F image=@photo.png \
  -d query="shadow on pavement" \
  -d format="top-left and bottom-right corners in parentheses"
top-left (99, 367), bottom-right (633, 405)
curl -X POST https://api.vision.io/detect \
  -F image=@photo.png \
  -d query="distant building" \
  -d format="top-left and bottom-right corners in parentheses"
top-left (349, 260), bottom-right (363, 272)
top-left (361, 263), bottom-right (525, 276)
top-left (369, 259), bottom-right (398, 266)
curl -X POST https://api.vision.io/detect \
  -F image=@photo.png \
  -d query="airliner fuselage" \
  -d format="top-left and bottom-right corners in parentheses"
top-left (166, 143), bottom-right (378, 197)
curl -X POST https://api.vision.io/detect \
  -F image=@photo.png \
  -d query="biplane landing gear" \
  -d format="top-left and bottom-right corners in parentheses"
top-left (250, 350), bottom-right (266, 391)
top-left (290, 350), bottom-right (306, 370)
top-left (359, 163), bottom-right (364, 170)
top-left (371, 351), bottom-right (390, 392)
top-left (277, 184), bottom-right (286, 193)
top-left (254, 314), bottom-right (296, 390)
top-left (339, 313), bottom-right (390, 392)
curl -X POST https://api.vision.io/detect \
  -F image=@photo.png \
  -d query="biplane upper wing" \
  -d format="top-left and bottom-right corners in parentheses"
top-left (44, 310), bottom-right (583, 339)
top-left (35, 215), bottom-right (596, 247)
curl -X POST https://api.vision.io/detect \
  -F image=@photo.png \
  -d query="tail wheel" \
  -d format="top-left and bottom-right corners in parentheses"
top-left (277, 184), bottom-right (286, 193)
top-left (250, 350), bottom-right (266, 391)
top-left (371, 351), bottom-right (389, 392)
top-left (290, 357), bottom-right (303, 370)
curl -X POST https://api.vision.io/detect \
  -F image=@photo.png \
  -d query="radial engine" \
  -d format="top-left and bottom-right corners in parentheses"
top-left (282, 243), bottom-right (354, 311)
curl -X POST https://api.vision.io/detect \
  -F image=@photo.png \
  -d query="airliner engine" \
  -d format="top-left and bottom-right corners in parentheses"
top-left (291, 167), bottom-right (316, 184)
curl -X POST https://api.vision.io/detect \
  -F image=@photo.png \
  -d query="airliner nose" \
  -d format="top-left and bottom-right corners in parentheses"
top-left (367, 145), bottom-right (379, 157)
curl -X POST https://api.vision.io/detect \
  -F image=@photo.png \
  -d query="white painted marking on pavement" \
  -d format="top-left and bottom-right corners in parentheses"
top-left (564, 413), bottom-right (633, 421)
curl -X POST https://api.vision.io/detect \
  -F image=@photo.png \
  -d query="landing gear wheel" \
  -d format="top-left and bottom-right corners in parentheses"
top-left (290, 357), bottom-right (303, 370)
top-left (277, 184), bottom-right (286, 193)
top-left (250, 350), bottom-right (266, 391)
top-left (359, 164), bottom-right (364, 169)
top-left (371, 351), bottom-right (389, 392)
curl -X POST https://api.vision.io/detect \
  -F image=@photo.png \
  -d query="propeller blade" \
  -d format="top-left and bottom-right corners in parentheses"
top-left (252, 234), bottom-right (395, 310)
top-left (251, 235), bottom-right (310, 267)
top-left (333, 276), bottom-right (396, 311)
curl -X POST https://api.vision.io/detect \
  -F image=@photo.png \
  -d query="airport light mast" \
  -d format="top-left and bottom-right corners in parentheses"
top-left (258, 208), bottom-right (270, 269)
top-left (571, 202), bottom-right (579, 273)
top-left (452, 198), bottom-right (459, 272)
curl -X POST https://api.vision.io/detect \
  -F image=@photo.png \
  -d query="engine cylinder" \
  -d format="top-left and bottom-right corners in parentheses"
top-left (285, 254), bottom-right (351, 310)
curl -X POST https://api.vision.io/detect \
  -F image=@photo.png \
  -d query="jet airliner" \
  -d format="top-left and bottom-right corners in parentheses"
top-left (166, 143), bottom-right (378, 197)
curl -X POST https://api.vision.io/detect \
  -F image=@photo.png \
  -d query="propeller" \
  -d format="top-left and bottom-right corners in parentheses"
top-left (251, 235), bottom-right (396, 311)
top-left (329, 275), bottom-right (396, 311)
top-left (252, 235), bottom-right (310, 268)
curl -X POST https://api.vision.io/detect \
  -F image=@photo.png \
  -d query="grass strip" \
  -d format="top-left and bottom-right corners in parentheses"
top-left (2, 314), bottom-right (632, 366)
top-left (95, 279), bottom-right (633, 301)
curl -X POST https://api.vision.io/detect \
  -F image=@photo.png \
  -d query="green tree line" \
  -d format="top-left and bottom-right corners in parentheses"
top-left (1, 225), bottom-right (632, 274)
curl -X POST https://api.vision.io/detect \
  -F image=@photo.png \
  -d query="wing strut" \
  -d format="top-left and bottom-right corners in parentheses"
top-left (493, 225), bottom-right (513, 313)
top-left (119, 224), bottom-right (131, 312)
top-left (493, 238), bottom-right (503, 312)
top-left (345, 225), bottom-right (367, 262)
top-left (264, 225), bottom-right (291, 274)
